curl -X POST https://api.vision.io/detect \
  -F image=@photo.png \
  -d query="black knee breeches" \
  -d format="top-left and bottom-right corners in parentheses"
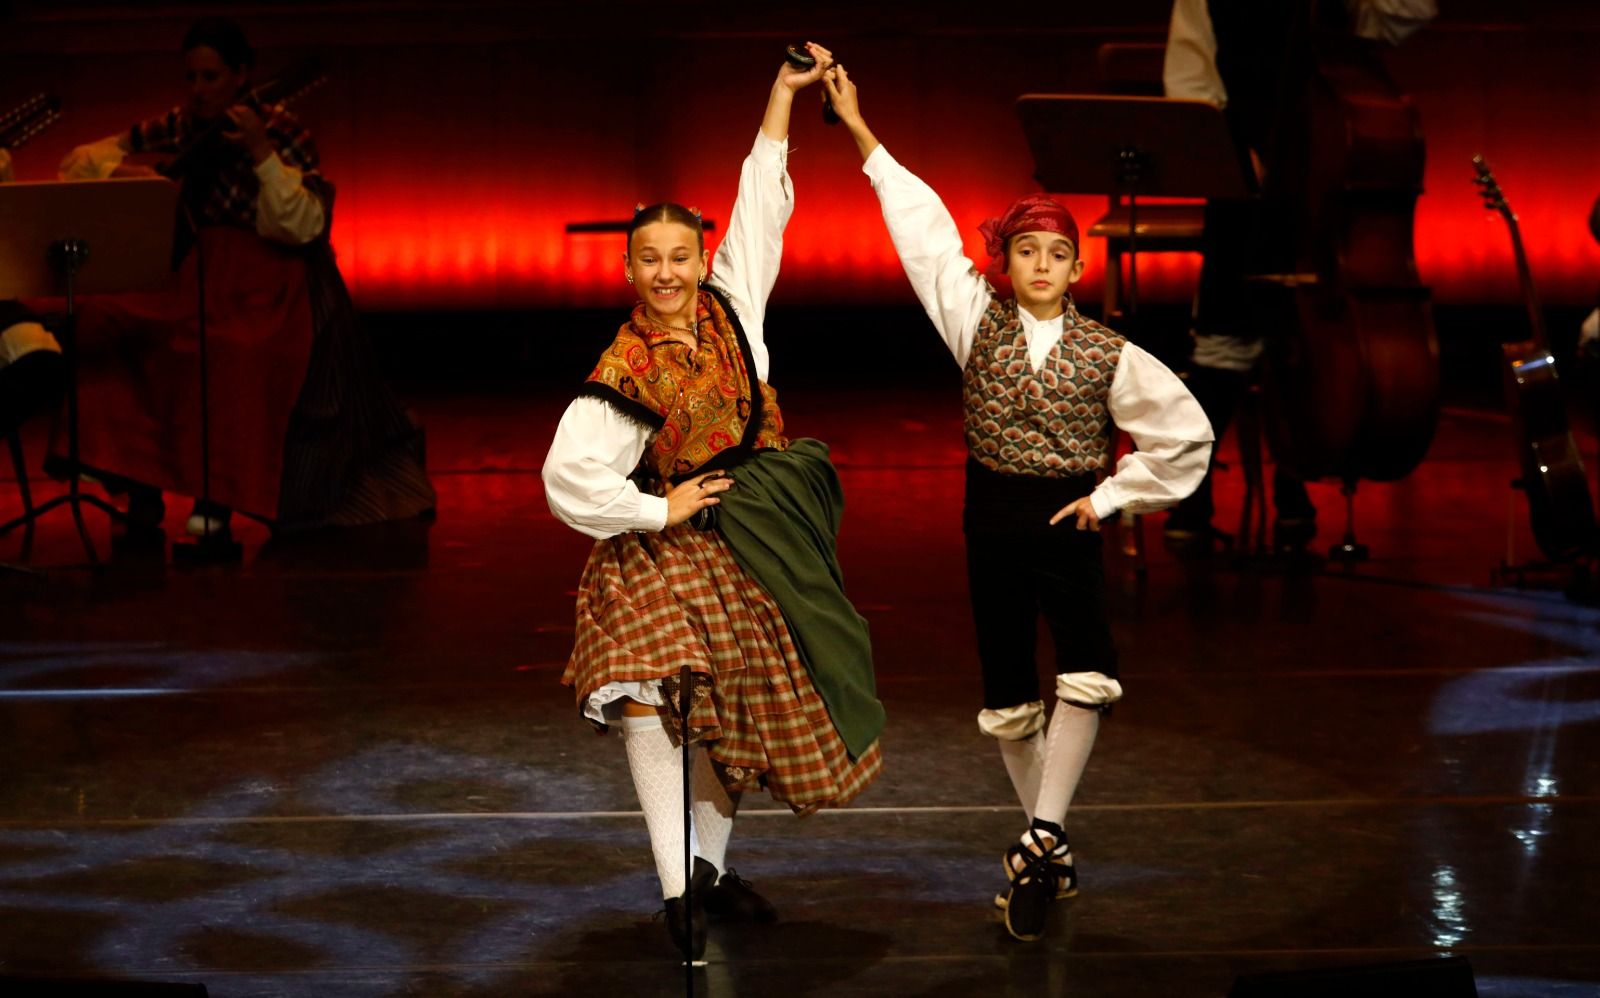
top-left (962, 460), bottom-right (1119, 711)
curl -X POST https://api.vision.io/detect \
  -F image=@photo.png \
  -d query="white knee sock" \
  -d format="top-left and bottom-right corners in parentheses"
top-left (1030, 701), bottom-right (1100, 845)
top-left (998, 732), bottom-right (1047, 820)
top-left (622, 712), bottom-right (693, 899)
top-left (690, 746), bottom-right (736, 875)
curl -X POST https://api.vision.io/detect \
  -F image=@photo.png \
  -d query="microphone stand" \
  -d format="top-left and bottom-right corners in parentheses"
top-left (170, 204), bottom-right (241, 565)
top-left (679, 660), bottom-right (697, 993)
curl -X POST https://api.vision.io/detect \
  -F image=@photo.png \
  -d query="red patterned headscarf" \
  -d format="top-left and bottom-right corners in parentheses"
top-left (977, 194), bottom-right (1079, 289)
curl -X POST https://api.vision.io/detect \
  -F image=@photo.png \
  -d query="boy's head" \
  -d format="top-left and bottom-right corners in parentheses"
top-left (979, 194), bottom-right (1084, 312)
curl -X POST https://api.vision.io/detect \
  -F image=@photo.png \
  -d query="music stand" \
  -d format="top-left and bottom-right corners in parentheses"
top-left (0, 177), bottom-right (178, 564)
top-left (1016, 95), bottom-right (1252, 332)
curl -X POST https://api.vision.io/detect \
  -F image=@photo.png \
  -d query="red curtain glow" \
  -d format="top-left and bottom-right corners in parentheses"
top-left (7, 21), bottom-right (1597, 311)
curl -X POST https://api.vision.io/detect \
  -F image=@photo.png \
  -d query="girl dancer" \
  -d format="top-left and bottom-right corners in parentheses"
top-left (543, 43), bottom-right (884, 963)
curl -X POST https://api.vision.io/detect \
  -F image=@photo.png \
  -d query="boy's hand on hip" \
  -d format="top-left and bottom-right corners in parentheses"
top-left (1049, 497), bottom-right (1100, 531)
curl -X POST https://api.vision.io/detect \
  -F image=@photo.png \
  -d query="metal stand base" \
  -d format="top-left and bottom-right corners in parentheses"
top-left (0, 469), bottom-right (129, 566)
top-left (1328, 481), bottom-right (1368, 563)
top-left (0, 240), bottom-right (129, 566)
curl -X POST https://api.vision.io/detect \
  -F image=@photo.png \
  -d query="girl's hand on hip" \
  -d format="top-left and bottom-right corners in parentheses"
top-left (665, 471), bottom-right (735, 528)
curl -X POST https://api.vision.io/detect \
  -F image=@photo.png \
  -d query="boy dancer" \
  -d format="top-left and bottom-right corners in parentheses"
top-left (824, 65), bottom-right (1212, 941)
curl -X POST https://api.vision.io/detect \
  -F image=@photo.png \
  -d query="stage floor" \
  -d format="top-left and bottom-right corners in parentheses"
top-left (1, 384), bottom-right (1597, 997)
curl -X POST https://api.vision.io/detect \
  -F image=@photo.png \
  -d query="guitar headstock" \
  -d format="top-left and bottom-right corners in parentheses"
top-left (1472, 154), bottom-right (1513, 222)
top-left (0, 94), bottom-right (63, 151)
top-left (252, 58), bottom-right (328, 112)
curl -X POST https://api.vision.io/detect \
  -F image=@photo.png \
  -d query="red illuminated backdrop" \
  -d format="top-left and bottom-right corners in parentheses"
top-left (5, 5), bottom-right (1600, 312)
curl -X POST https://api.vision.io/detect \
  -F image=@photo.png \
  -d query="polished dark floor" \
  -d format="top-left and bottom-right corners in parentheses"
top-left (2, 378), bottom-right (1598, 997)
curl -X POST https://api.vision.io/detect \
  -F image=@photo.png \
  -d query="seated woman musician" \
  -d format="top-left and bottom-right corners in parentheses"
top-left (56, 16), bottom-right (433, 539)
top-left (0, 153), bottom-right (66, 474)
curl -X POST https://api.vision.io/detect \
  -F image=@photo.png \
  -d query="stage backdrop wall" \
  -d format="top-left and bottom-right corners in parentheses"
top-left (5, 1), bottom-right (1599, 312)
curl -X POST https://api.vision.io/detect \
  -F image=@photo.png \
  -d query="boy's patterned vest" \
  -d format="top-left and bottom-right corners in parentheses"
top-left (963, 297), bottom-right (1124, 477)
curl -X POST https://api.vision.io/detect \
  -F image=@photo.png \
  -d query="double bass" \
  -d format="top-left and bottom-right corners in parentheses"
top-left (1258, 3), bottom-right (1439, 499)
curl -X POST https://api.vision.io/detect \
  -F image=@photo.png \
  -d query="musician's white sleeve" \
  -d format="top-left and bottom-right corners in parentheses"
top-left (0, 321), bottom-right (61, 370)
top-left (1163, 0), bottom-right (1226, 106)
top-left (58, 135), bottom-right (127, 181)
top-left (254, 152), bottom-right (327, 245)
top-left (1352, 0), bottom-right (1437, 45)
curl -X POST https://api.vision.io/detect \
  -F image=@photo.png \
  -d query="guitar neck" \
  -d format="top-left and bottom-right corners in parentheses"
top-left (1502, 213), bottom-right (1550, 353)
top-left (0, 95), bottom-right (61, 151)
top-left (159, 65), bottom-right (323, 179)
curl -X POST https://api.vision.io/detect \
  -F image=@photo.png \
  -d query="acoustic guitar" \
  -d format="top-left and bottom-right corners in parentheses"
top-left (148, 59), bottom-right (326, 263)
top-left (155, 58), bottom-right (325, 183)
top-left (1472, 155), bottom-right (1596, 561)
top-left (0, 93), bottom-right (62, 155)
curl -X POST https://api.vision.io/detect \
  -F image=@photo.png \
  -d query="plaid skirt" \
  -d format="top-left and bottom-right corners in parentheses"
top-left (562, 521), bottom-right (882, 815)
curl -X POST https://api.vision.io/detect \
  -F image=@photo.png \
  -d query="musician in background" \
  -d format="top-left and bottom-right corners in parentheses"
top-left (0, 151), bottom-right (66, 441)
top-left (0, 298), bottom-right (64, 442)
top-left (61, 19), bottom-right (325, 247)
top-left (1583, 193), bottom-right (1600, 362)
top-left (1160, 0), bottom-right (1434, 555)
top-left (56, 16), bottom-right (433, 538)
top-left (1584, 196), bottom-right (1599, 522)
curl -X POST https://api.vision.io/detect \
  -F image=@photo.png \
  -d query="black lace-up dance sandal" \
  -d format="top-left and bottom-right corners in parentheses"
top-left (998, 819), bottom-right (1077, 940)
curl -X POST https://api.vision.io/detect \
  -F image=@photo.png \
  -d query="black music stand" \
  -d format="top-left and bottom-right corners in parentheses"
top-left (0, 177), bottom-right (178, 565)
top-left (1015, 95), bottom-right (1252, 332)
top-left (170, 221), bottom-right (243, 567)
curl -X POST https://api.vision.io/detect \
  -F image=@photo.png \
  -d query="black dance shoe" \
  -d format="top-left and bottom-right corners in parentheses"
top-left (663, 856), bottom-right (718, 964)
top-left (186, 498), bottom-right (233, 539)
top-left (994, 853), bottom-right (1078, 911)
top-left (703, 867), bottom-right (778, 923)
